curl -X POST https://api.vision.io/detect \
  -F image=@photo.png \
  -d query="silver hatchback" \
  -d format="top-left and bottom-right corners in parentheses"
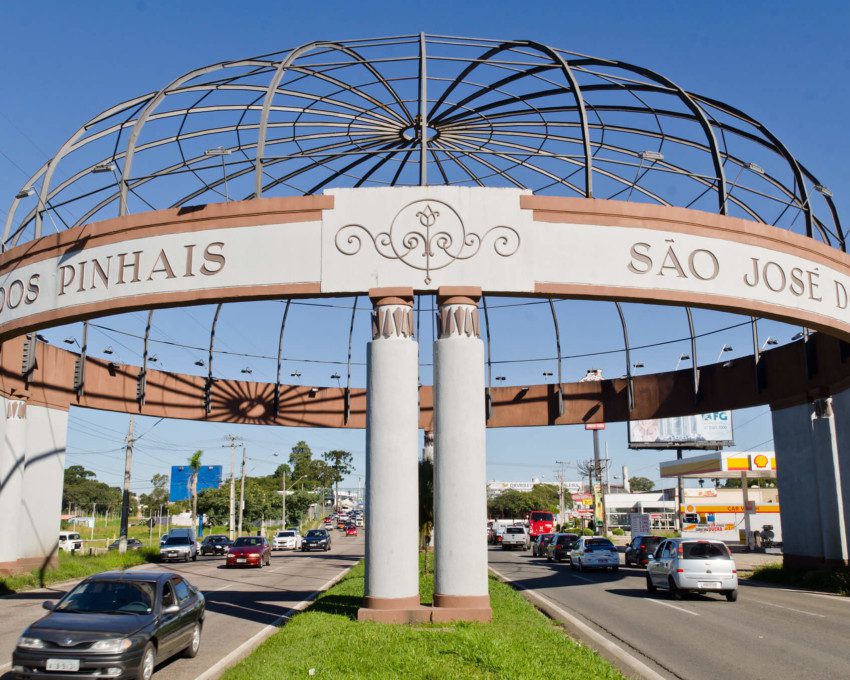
top-left (646, 538), bottom-right (738, 601)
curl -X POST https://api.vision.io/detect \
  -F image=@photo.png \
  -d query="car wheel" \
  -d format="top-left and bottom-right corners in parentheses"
top-left (612, 566), bottom-right (619, 573)
top-left (668, 578), bottom-right (683, 600)
top-left (183, 554), bottom-right (189, 562)
top-left (138, 642), bottom-right (156, 680)
top-left (577, 559), bottom-right (583, 572)
top-left (546, 555), bottom-right (552, 562)
top-left (725, 589), bottom-right (738, 602)
top-left (645, 573), bottom-right (657, 593)
top-left (192, 552), bottom-right (197, 562)
top-left (183, 622), bottom-right (202, 658)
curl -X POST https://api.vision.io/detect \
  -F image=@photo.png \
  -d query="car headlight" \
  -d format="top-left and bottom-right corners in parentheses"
top-left (90, 638), bottom-right (133, 653)
top-left (17, 636), bottom-right (45, 649)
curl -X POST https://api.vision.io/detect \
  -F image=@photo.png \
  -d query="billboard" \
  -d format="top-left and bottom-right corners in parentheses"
top-left (169, 465), bottom-right (223, 502)
top-left (628, 411), bottom-right (734, 450)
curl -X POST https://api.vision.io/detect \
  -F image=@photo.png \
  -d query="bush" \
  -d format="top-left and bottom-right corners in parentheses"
top-left (611, 528), bottom-right (625, 536)
top-left (582, 528), bottom-right (595, 536)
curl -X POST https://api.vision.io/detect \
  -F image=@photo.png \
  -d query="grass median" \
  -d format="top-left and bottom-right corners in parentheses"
top-left (0, 548), bottom-right (158, 596)
top-left (750, 562), bottom-right (850, 596)
top-left (222, 559), bottom-right (623, 680)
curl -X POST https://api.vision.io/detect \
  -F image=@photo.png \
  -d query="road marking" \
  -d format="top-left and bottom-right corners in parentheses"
top-left (205, 583), bottom-right (232, 592)
top-left (758, 600), bottom-right (825, 618)
top-left (645, 598), bottom-right (699, 616)
top-left (489, 566), bottom-right (666, 680)
top-left (192, 564), bottom-right (355, 680)
top-left (808, 592), bottom-right (850, 603)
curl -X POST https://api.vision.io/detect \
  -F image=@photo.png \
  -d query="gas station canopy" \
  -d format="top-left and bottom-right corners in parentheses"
top-left (660, 451), bottom-right (776, 480)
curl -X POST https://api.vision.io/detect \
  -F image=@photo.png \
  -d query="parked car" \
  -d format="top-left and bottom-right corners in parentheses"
top-left (355, 517), bottom-right (364, 527)
top-left (569, 537), bottom-right (620, 572)
top-left (13, 570), bottom-right (204, 680)
top-left (225, 536), bottom-right (271, 568)
top-left (532, 533), bottom-right (555, 557)
top-left (272, 530), bottom-right (302, 551)
top-left (57, 532), bottom-right (83, 553)
top-left (301, 529), bottom-right (332, 552)
top-left (160, 535), bottom-right (198, 562)
top-left (546, 533), bottom-right (579, 562)
top-left (108, 538), bottom-right (145, 551)
top-left (624, 535), bottom-right (664, 568)
top-left (345, 525), bottom-right (358, 537)
top-left (501, 526), bottom-right (530, 550)
top-left (200, 535), bottom-right (232, 556)
top-left (646, 538), bottom-right (738, 601)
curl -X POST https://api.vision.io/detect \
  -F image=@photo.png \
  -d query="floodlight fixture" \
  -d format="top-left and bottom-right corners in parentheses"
top-left (761, 337), bottom-right (778, 349)
top-left (204, 147), bottom-right (232, 156)
top-left (675, 353), bottom-right (690, 371)
top-left (814, 184), bottom-right (833, 198)
top-left (35, 334), bottom-right (48, 343)
top-left (633, 361), bottom-right (644, 369)
top-left (291, 370), bottom-right (301, 379)
top-left (103, 346), bottom-right (114, 355)
top-left (745, 162), bottom-right (765, 175)
top-left (495, 375), bottom-right (506, 382)
top-left (792, 332), bottom-right (805, 341)
top-left (15, 188), bottom-right (35, 199)
top-left (716, 344), bottom-right (733, 362)
top-left (639, 150), bottom-right (664, 162)
top-left (240, 366), bottom-right (253, 374)
top-left (91, 162), bottom-right (117, 174)
top-left (194, 359), bottom-right (205, 367)
top-left (63, 337), bottom-right (76, 345)
top-left (148, 354), bottom-right (158, 363)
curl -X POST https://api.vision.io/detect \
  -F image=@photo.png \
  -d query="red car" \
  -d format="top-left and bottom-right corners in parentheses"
top-left (226, 536), bottom-right (271, 568)
top-left (345, 525), bottom-right (358, 536)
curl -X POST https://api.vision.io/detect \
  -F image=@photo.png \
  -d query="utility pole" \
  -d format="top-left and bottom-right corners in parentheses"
top-left (603, 441), bottom-right (610, 536)
top-left (676, 447), bottom-right (685, 533)
top-left (223, 435), bottom-right (240, 540)
top-left (118, 416), bottom-right (135, 554)
top-left (237, 446), bottom-right (247, 535)
top-left (592, 428), bottom-right (602, 535)
top-left (281, 469), bottom-right (287, 528)
top-left (554, 460), bottom-right (569, 527)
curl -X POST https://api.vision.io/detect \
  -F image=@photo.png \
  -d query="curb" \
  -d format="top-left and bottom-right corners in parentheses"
top-left (489, 566), bottom-right (667, 680)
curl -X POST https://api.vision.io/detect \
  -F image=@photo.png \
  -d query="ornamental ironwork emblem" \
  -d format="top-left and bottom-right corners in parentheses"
top-left (335, 199), bottom-right (520, 284)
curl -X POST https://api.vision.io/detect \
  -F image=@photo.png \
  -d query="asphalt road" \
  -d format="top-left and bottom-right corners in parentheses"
top-left (489, 545), bottom-right (850, 680)
top-left (0, 534), bottom-right (364, 680)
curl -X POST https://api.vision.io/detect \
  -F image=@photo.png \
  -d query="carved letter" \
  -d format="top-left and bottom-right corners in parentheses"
top-left (90, 257), bottom-right (111, 290)
top-left (6, 280), bottom-right (24, 309)
top-left (836, 281), bottom-right (848, 310)
top-left (789, 268), bottom-right (805, 297)
top-left (148, 249), bottom-right (176, 280)
top-left (117, 251), bottom-right (142, 284)
top-left (807, 270), bottom-right (822, 301)
top-left (59, 265), bottom-right (76, 295)
top-left (200, 242), bottom-right (225, 276)
top-left (687, 249), bottom-right (719, 281)
top-left (25, 274), bottom-right (39, 304)
top-left (76, 261), bottom-right (87, 293)
top-left (743, 258), bottom-right (760, 288)
top-left (627, 242), bottom-right (652, 274)
top-left (762, 261), bottom-right (786, 293)
top-left (658, 245), bottom-right (687, 278)
top-left (184, 244), bottom-right (196, 277)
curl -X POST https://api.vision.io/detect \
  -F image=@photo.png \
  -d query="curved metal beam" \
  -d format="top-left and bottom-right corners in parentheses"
top-left (73, 321), bottom-right (89, 400)
top-left (137, 310), bottom-right (153, 408)
top-left (482, 295), bottom-right (494, 421)
top-left (344, 296), bottom-right (358, 425)
top-left (547, 298), bottom-right (564, 417)
top-left (685, 307), bottom-right (700, 401)
top-left (614, 302), bottom-right (634, 411)
top-left (204, 303), bottom-right (222, 414)
top-left (274, 300), bottom-right (292, 417)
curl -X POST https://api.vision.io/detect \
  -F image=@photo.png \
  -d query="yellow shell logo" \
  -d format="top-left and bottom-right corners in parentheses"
top-left (753, 454), bottom-right (769, 468)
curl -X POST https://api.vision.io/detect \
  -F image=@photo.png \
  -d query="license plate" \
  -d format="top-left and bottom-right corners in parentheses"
top-left (236, 558), bottom-right (246, 563)
top-left (698, 581), bottom-right (722, 589)
top-left (46, 659), bottom-right (80, 672)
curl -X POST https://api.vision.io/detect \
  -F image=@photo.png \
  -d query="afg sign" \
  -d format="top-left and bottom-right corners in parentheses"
top-left (629, 411), bottom-right (734, 450)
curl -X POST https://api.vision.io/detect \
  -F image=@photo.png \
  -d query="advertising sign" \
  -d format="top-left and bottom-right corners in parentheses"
top-left (169, 465), bottom-right (223, 502)
top-left (630, 513), bottom-right (651, 535)
top-left (628, 411), bottom-right (734, 450)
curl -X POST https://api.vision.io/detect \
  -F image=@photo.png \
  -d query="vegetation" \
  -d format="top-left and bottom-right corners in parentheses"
top-left (628, 476), bottom-right (655, 492)
top-left (187, 450), bottom-right (203, 527)
top-left (138, 473), bottom-right (169, 514)
top-left (418, 459), bottom-right (434, 573)
top-left (487, 484), bottom-right (570, 519)
top-left (322, 449), bottom-right (354, 510)
top-left (611, 528), bottom-right (625, 536)
top-left (222, 560), bottom-right (623, 680)
top-left (62, 465), bottom-right (133, 516)
top-left (0, 548), bottom-right (158, 596)
top-left (750, 562), bottom-right (850, 596)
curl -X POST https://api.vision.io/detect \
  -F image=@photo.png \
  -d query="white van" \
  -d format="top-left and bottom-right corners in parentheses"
top-left (58, 532), bottom-right (83, 553)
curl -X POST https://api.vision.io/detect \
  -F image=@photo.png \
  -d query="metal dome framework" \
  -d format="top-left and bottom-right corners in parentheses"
top-left (5, 33), bottom-right (843, 251)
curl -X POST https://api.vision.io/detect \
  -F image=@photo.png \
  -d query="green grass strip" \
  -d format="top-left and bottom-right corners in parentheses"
top-left (750, 562), bottom-right (850, 596)
top-left (222, 561), bottom-right (623, 680)
top-left (0, 549), bottom-right (158, 596)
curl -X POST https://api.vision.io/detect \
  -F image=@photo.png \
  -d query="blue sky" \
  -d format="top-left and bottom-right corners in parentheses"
top-left (1, 1), bottom-right (847, 496)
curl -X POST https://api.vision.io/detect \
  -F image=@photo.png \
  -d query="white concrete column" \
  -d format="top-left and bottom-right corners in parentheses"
top-left (359, 288), bottom-right (422, 621)
top-left (18, 406), bottom-right (68, 571)
top-left (0, 398), bottom-right (28, 574)
top-left (433, 287), bottom-right (491, 621)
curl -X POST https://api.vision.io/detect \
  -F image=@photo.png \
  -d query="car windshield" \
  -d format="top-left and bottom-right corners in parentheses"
top-left (644, 537), bottom-right (663, 547)
top-left (57, 580), bottom-right (154, 614)
top-left (586, 538), bottom-right (614, 547)
top-left (164, 537), bottom-right (190, 546)
top-left (68, 533), bottom-right (81, 540)
top-left (277, 531), bottom-right (295, 538)
top-left (682, 542), bottom-right (731, 560)
top-left (306, 530), bottom-right (326, 538)
top-left (557, 535), bottom-right (577, 545)
top-left (506, 527), bottom-right (524, 534)
top-left (530, 512), bottom-right (554, 522)
top-left (233, 537), bottom-right (262, 547)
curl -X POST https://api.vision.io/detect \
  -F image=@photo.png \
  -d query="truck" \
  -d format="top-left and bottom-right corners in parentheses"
top-left (500, 525), bottom-right (531, 550)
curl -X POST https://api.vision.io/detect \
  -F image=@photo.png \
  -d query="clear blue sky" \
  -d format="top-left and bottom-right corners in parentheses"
top-left (1, 1), bottom-right (847, 496)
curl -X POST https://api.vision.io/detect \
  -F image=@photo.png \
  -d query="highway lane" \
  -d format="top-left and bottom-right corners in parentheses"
top-left (489, 545), bottom-right (850, 680)
top-left (0, 533), bottom-right (364, 680)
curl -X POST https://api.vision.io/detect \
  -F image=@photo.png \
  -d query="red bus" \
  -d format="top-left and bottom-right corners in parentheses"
top-left (527, 510), bottom-right (555, 538)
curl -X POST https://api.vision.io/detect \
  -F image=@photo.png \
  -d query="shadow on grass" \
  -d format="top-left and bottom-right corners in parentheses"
top-left (308, 593), bottom-right (363, 620)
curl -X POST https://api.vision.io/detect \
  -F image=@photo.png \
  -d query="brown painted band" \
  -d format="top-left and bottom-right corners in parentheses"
top-left (437, 286), bottom-right (482, 306)
top-left (369, 287), bottom-right (414, 308)
top-left (362, 595), bottom-right (421, 610)
top-left (433, 593), bottom-right (491, 609)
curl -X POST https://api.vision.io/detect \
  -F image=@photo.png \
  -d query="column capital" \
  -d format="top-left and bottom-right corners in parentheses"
top-left (437, 286), bottom-right (481, 307)
top-left (369, 287), bottom-right (414, 308)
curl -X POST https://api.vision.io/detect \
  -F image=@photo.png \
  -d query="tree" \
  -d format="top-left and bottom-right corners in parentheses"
top-left (629, 476), bottom-right (655, 492)
top-left (62, 466), bottom-right (122, 514)
top-left (322, 449), bottom-right (354, 511)
top-left (187, 450), bottom-right (203, 527)
top-left (139, 473), bottom-right (169, 514)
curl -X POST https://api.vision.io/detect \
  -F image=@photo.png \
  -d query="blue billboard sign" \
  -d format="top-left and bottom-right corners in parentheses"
top-left (169, 465), bottom-right (223, 502)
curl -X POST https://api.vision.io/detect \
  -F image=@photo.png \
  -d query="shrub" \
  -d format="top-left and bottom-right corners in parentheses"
top-left (611, 528), bottom-right (625, 536)
top-left (582, 528), bottom-right (594, 536)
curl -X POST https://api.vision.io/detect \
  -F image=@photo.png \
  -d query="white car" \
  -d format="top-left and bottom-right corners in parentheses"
top-left (646, 538), bottom-right (738, 601)
top-left (58, 531), bottom-right (83, 553)
top-left (569, 537), bottom-right (620, 572)
top-left (273, 530), bottom-right (302, 550)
